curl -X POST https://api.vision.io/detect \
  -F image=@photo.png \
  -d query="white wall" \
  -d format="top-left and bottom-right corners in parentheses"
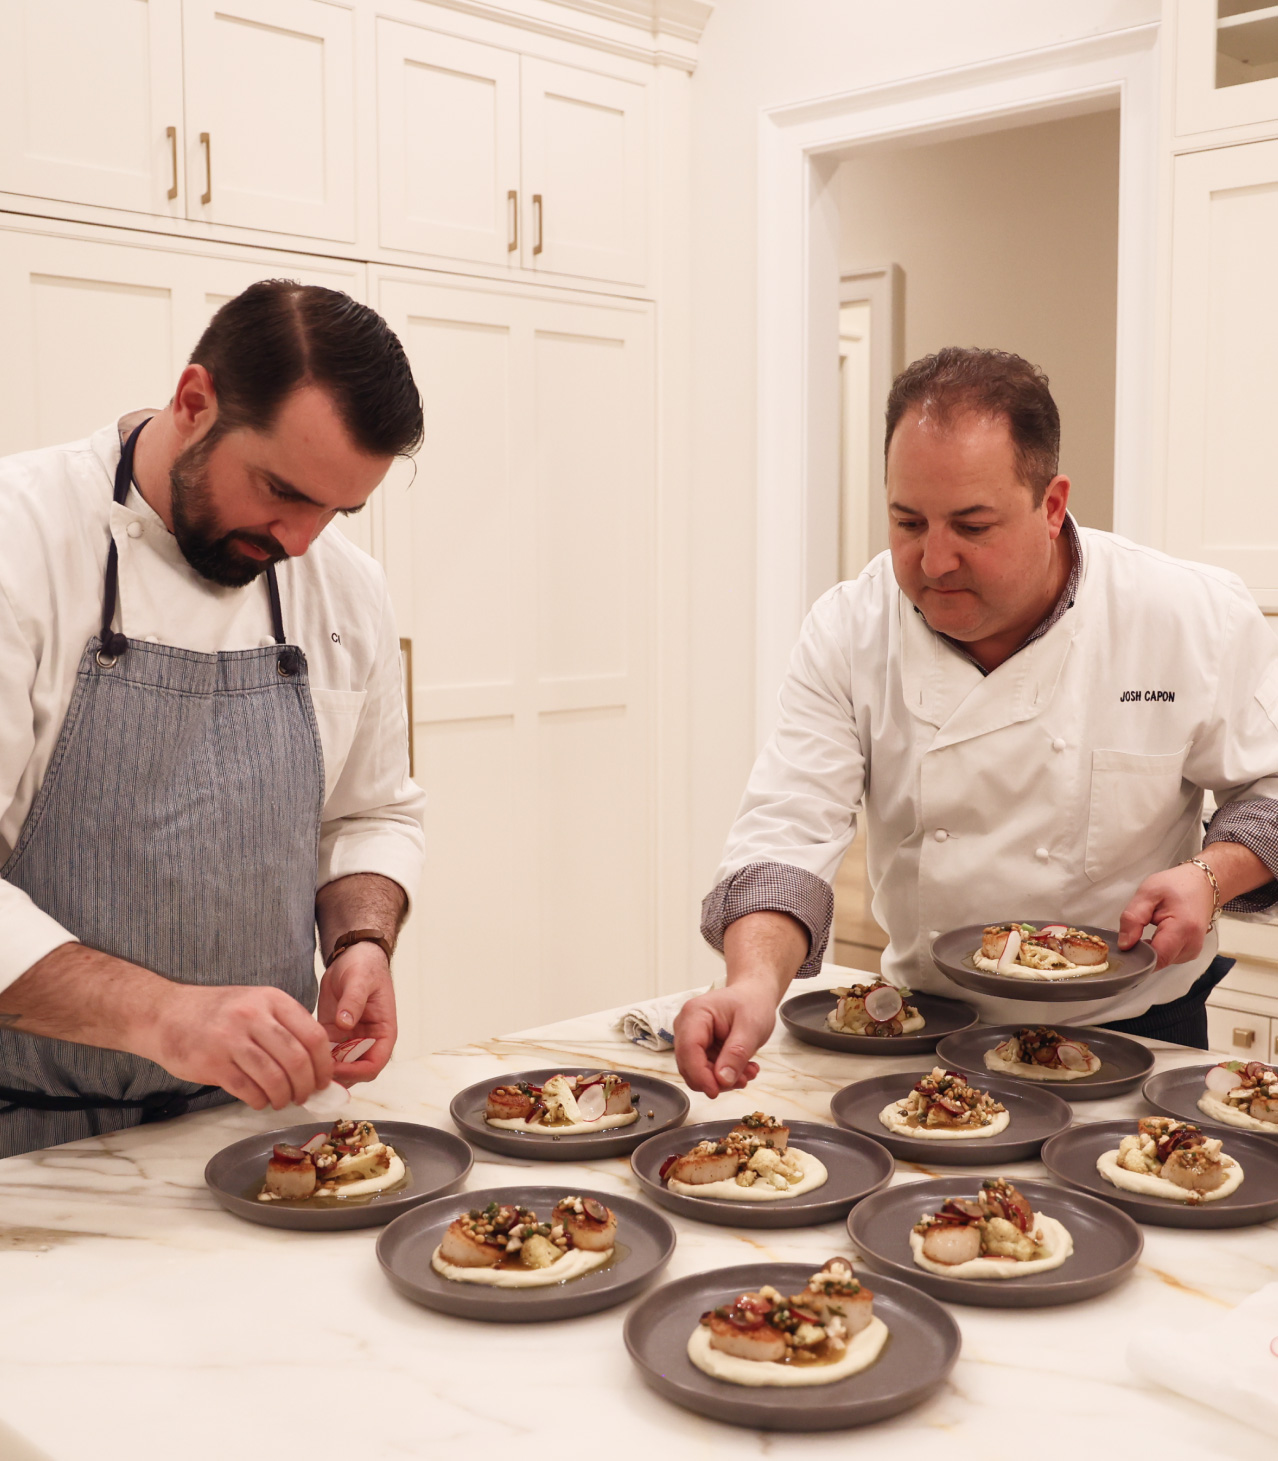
top-left (687, 1), bottom-right (1159, 976)
top-left (835, 107), bottom-right (1121, 533)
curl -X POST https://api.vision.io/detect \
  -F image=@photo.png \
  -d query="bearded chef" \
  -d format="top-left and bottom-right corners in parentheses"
top-left (0, 280), bottom-right (427, 1156)
top-left (677, 347), bottom-right (1278, 1097)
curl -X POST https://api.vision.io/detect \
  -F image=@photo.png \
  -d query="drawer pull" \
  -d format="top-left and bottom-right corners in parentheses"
top-left (200, 132), bottom-right (212, 205)
top-left (166, 125), bottom-right (179, 200)
top-left (1233, 1027), bottom-right (1256, 1049)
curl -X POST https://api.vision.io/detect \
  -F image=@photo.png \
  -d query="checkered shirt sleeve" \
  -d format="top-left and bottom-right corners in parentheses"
top-left (700, 860), bottom-right (834, 978)
top-left (1204, 799), bottom-right (1278, 914)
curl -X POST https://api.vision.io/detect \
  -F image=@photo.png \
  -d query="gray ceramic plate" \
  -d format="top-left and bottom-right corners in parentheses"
top-left (631, 1119), bottom-right (894, 1228)
top-left (1143, 1065), bottom-right (1278, 1135)
top-left (935, 1024), bottom-right (1154, 1102)
top-left (450, 1066), bottom-right (689, 1160)
top-left (830, 1068), bottom-right (1072, 1165)
top-left (780, 990), bottom-right (978, 1056)
top-left (624, 1262), bottom-right (960, 1431)
top-left (930, 923), bottom-right (1157, 1003)
top-left (376, 1184), bottom-right (675, 1321)
top-left (848, 1177), bottom-right (1142, 1307)
top-left (204, 1120), bottom-right (473, 1231)
top-left (1041, 1119), bottom-right (1278, 1228)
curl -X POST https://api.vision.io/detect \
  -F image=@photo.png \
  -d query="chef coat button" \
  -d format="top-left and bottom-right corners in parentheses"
top-left (126, 521), bottom-right (143, 539)
top-left (1052, 738), bottom-right (1066, 752)
top-left (143, 634), bottom-right (159, 643)
top-left (933, 829), bottom-right (948, 842)
top-left (929, 930), bottom-right (940, 940)
top-left (1035, 847), bottom-right (1050, 861)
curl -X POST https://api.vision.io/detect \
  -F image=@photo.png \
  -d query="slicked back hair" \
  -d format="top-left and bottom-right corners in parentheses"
top-left (885, 347), bottom-right (1060, 506)
top-left (188, 279), bottom-right (424, 459)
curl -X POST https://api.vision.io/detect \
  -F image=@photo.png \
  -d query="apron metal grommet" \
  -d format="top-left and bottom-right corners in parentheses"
top-left (277, 648), bottom-right (301, 677)
top-left (95, 652), bottom-right (117, 669)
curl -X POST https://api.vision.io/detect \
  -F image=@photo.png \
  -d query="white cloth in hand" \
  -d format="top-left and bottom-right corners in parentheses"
top-left (1128, 1281), bottom-right (1278, 1437)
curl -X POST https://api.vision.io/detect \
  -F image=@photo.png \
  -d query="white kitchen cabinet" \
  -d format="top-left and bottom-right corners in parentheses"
top-left (520, 57), bottom-right (647, 286)
top-left (1164, 138), bottom-right (1278, 607)
top-left (0, 0), bottom-right (184, 215)
top-left (373, 274), bottom-right (655, 1047)
top-left (181, 0), bottom-right (356, 241)
top-left (0, 225), bottom-right (365, 457)
top-left (1175, 0), bottom-right (1278, 137)
top-left (376, 22), bottom-right (521, 266)
top-left (1205, 1001), bottom-right (1273, 1061)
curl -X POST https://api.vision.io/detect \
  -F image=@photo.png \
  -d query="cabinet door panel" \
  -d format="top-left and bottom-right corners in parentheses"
top-left (182, 0), bottom-right (355, 240)
top-left (0, 0), bottom-right (183, 215)
top-left (377, 21), bottom-right (520, 265)
top-left (520, 58), bottom-right (646, 286)
top-left (375, 277), bottom-right (654, 1048)
top-left (1166, 141), bottom-right (1278, 607)
top-left (0, 228), bottom-right (364, 455)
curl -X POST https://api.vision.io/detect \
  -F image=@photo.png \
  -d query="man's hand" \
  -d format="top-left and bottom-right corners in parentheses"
top-left (316, 941), bottom-right (397, 1085)
top-left (674, 910), bottom-right (809, 1098)
top-left (1118, 865), bottom-right (1215, 971)
top-left (140, 983), bottom-right (334, 1110)
top-left (674, 984), bottom-right (768, 1098)
top-left (1119, 843), bottom-right (1271, 970)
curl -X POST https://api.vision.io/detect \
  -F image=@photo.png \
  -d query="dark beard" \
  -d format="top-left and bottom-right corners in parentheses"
top-left (170, 435), bottom-right (287, 588)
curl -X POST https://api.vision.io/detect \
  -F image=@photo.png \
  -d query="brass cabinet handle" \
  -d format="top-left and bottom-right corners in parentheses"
top-left (533, 193), bottom-right (543, 255)
top-left (166, 126), bottom-right (179, 200)
top-left (199, 131), bottom-right (212, 205)
top-left (507, 189), bottom-right (518, 253)
top-left (1233, 1027), bottom-right (1256, 1048)
top-left (399, 637), bottom-right (414, 777)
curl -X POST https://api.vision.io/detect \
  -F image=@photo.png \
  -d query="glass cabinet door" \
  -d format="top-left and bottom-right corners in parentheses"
top-left (1177, 0), bottom-right (1278, 135)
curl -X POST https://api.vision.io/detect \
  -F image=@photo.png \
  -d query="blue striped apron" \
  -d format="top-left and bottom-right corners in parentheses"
top-left (0, 422), bottom-right (325, 1156)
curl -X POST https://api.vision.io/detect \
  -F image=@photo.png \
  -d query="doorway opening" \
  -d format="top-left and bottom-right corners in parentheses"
top-left (830, 103), bottom-right (1122, 973)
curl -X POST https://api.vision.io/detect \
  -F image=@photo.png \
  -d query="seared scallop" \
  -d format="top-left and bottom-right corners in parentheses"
top-left (730, 1115), bottom-right (789, 1152)
top-left (438, 1217), bottom-right (505, 1268)
top-left (663, 1144), bottom-right (740, 1185)
top-left (486, 1085), bottom-right (537, 1122)
top-left (704, 1312), bottom-right (787, 1363)
top-left (554, 1196), bottom-right (616, 1251)
top-left (980, 925), bottom-right (1014, 960)
top-left (921, 1223), bottom-right (983, 1266)
top-left (1162, 1146), bottom-right (1230, 1194)
top-left (1062, 932), bottom-right (1108, 966)
top-left (264, 1144), bottom-right (317, 1200)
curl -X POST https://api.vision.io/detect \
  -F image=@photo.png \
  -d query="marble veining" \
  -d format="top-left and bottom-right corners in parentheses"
top-left (0, 964), bottom-right (1272, 1460)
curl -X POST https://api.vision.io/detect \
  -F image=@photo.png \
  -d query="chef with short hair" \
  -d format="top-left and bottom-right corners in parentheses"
top-left (0, 279), bottom-right (427, 1155)
top-left (676, 347), bottom-right (1278, 1097)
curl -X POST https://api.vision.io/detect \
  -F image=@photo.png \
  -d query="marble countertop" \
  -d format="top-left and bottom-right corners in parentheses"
top-left (0, 966), bottom-right (1273, 1461)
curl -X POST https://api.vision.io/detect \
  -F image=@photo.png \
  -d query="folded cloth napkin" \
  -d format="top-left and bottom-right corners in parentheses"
top-left (616, 982), bottom-right (720, 1051)
top-left (1128, 1281), bottom-right (1278, 1438)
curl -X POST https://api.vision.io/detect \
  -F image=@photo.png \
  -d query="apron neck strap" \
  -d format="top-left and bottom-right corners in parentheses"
top-left (99, 423), bottom-right (146, 658)
top-left (101, 422), bottom-right (296, 671)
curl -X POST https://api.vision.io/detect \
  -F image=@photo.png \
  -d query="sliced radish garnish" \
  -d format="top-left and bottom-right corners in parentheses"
top-left (1205, 1064), bottom-right (1242, 1096)
top-left (1057, 1042), bottom-right (1091, 1072)
top-left (300, 1133), bottom-right (327, 1155)
top-left (337, 1037), bottom-right (375, 1064)
top-left (1037, 924), bottom-right (1068, 939)
top-left (996, 928), bottom-right (1022, 972)
top-left (575, 1083), bottom-right (607, 1122)
top-left (864, 985), bottom-right (905, 1022)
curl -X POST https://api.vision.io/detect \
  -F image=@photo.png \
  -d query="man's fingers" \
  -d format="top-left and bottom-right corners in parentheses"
top-left (714, 1028), bottom-right (757, 1091)
top-left (233, 1039), bottom-right (295, 1110)
top-left (674, 1003), bottom-right (722, 1097)
top-left (218, 1068), bottom-right (271, 1110)
top-left (272, 999), bottom-right (335, 1090)
top-left (1118, 889), bottom-right (1158, 950)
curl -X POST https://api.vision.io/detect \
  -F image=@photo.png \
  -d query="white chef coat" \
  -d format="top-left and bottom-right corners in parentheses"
top-left (0, 422), bottom-right (426, 992)
top-left (715, 525), bottom-right (1278, 1025)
